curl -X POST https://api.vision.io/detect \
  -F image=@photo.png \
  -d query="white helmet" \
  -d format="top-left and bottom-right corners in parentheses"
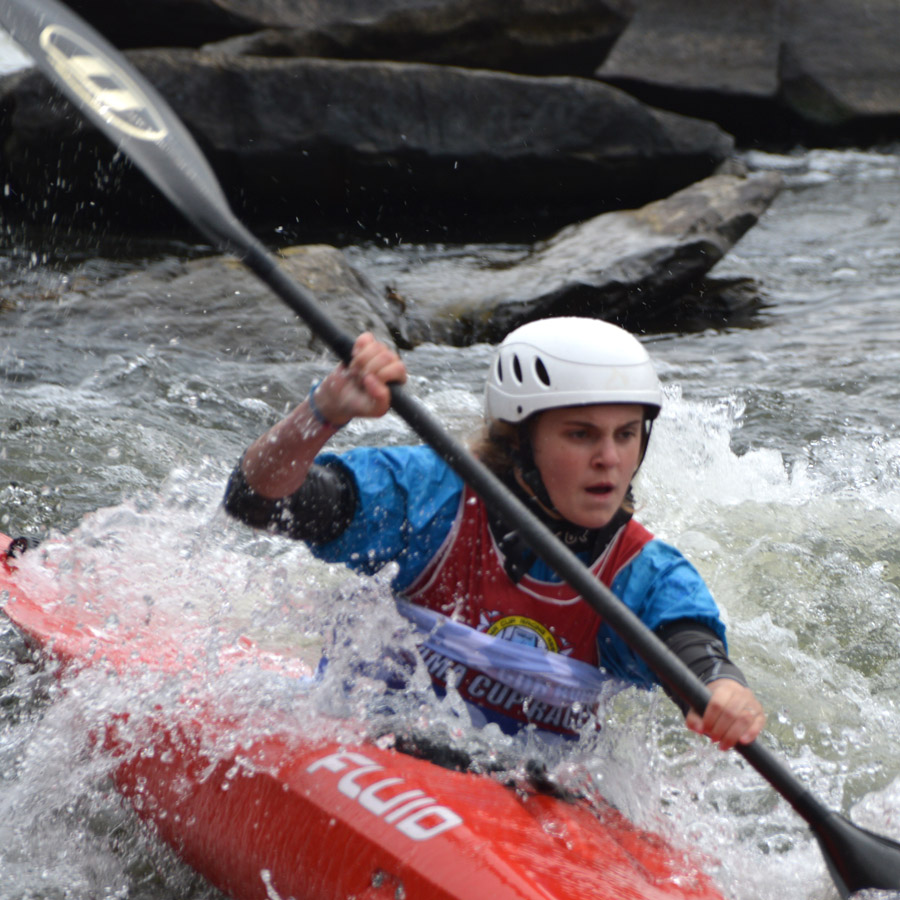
top-left (484, 317), bottom-right (662, 424)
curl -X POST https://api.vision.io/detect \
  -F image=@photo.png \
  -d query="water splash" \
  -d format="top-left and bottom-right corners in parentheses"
top-left (4, 382), bottom-right (900, 899)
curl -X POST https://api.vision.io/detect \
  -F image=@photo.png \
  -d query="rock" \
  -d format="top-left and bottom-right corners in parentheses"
top-left (81, 246), bottom-right (400, 352)
top-left (0, 50), bottom-right (733, 240)
top-left (66, 0), bottom-right (633, 77)
top-left (277, 245), bottom-right (405, 349)
top-left (595, 0), bottom-right (900, 142)
top-left (60, 0), bottom-right (286, 49)
top-left (780, 0), bottom-right (900, 129)
top-left (375, 171), bottom-right (783, 344)
top-left (595, 0), bottom-right (782, 142)
top-left (661, 275), bottom-right (770, 332)
top-left (204, 0), bottom-right (633, 77)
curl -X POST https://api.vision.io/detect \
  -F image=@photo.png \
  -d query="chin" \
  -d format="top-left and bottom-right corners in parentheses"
top-left (570, 510), bottom-right (616, 530)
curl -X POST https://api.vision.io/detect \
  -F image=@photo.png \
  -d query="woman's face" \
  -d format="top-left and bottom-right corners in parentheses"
top-left (529, 404), bottom-right (644, 529)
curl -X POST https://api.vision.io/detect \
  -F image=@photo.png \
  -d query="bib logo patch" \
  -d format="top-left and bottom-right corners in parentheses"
top-left (39, 24), bottom-right (168, 142)
top-left (486, 615), bottom-right (559, 653)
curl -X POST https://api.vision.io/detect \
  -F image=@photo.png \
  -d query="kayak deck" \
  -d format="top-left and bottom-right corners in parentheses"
top-left (0, 533), bottom-right (726, 900)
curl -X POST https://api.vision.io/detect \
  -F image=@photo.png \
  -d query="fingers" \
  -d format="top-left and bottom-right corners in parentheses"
top-left (314, 334), bottom-right (406, 423)
top-left (686, 679), bottom-right (766, 752)
top-left (348, 333), bottom-right (407, 407)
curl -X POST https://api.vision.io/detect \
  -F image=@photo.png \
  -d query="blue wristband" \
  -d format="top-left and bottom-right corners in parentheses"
top-left (308, 381), bottom-right (343, 430)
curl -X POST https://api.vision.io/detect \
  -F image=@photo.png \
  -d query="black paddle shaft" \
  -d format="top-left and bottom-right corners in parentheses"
top-left (3, 0), bottom-right (900, 894)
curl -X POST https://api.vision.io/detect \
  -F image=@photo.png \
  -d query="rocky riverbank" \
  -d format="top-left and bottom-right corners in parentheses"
top-left (4, 0), bottom-right (891, 334)
top-left (15, 169), bottom-right (781, 346)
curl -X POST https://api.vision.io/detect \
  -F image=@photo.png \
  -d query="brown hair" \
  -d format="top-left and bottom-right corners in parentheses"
top-left (470, 419), bottom-right (521, 479)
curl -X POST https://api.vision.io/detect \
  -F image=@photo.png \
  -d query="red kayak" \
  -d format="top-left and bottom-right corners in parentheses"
top-left (0, 533), bottom-right (726, 900)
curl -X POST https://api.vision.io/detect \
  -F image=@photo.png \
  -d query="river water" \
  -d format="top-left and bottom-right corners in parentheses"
top-left (2, 145), bottom-right (900, 900)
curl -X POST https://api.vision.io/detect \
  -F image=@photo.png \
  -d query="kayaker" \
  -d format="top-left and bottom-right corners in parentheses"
top-left (224, 317), bottom-right (765, 748)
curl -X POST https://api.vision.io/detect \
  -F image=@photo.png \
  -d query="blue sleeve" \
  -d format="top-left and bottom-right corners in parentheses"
top-left (308, 445), bottom-right (464, 592)
top-left (596, 540), bottom-right (727, 689)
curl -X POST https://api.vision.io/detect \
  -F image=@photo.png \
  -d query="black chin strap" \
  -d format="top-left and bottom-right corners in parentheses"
top-left (512, 423), bottom-right (558, 514)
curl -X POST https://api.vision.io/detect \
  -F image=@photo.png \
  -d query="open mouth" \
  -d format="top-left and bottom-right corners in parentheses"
top-left (586, 484), bottom-right (614, 495)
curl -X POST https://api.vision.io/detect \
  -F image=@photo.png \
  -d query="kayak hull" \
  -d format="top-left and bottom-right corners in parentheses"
top-left (0, 534), bottom-right (725, 900)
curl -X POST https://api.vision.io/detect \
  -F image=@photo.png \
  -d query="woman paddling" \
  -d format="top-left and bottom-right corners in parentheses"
top-left (224, 317), bottom-right (765, 747)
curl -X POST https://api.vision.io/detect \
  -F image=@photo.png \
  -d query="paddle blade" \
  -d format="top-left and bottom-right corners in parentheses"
top-left (817, 811), bottom-right (900, 898)
top-left (0, 0), bottom-right (252, 254)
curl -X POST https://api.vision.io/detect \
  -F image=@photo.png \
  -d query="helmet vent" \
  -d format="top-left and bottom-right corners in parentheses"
top-left (512, 354), bottom-right (523, 383)
top-left (534, 357), bottom-right (551, 386)
top-left (496, 359), bottom-right (503, 383)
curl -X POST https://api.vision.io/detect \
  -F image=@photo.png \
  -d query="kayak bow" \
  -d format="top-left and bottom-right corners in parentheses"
top-left (0, 533), bottom-right (726, 900)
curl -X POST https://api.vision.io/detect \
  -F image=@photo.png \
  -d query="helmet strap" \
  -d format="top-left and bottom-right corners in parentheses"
top-left (637, 417), bottom-right (655, 470)
top-left (512, 423), bottom-right (559, 515)
top-left (489, 482), bottom-right (633, 584)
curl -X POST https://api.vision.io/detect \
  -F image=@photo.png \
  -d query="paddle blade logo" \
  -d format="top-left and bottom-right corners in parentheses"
top-left (38, 24), bottom-right (167, 142)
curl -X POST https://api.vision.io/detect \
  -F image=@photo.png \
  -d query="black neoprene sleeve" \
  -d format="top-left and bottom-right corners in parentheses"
top-left (655, 619), bottom-right (748, 713)
top-left (223, 460), bottom-right (358, 544)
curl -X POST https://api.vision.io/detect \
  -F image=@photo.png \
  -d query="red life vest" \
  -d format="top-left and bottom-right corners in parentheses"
top-left (402, 487), bottom-right (653, 734)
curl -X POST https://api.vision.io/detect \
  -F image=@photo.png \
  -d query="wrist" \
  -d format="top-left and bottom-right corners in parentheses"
top-left (308, 381), bottom-right (346, 430)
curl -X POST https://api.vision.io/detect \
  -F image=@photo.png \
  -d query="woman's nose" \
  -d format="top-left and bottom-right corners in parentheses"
top-left (591, 437), bottom-right (618, 466)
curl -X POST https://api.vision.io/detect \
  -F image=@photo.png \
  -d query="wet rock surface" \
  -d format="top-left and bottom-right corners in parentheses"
top-left (9, 0), bottom-right (883, 335)
top-left (0, 49), bottom-right (732, 241)
top-left (378, 171), bottom-right (784, 343)
top-left (595, 0), bottom-right (900, 144)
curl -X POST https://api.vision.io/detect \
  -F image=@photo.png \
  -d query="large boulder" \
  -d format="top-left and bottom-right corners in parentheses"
top-left (374, 170), bottom-right (784, 344)
top-left (203, 0), bottom-right (633, 77)
top-left (595, 0), bottom-right (781, 141)
top-left (58, 245), bottom-right (402, 353)
top-left (0, 50), bottom-right (733, 240)
top-left (276, 244), bottom-right (406, 349)
top-left (65, 0), bottom-right (633, 77)
top-left (780, 0), bottom-right (900, 130)
top-left (595, 0), bottom-right (900, 142)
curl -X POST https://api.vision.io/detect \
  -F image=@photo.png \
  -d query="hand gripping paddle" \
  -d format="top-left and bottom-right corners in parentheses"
top-left (2, 1), bottom-right (900, 895)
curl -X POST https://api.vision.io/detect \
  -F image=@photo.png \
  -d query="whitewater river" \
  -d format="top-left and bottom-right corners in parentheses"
top-left (3, 146), bottom-right (900, 900)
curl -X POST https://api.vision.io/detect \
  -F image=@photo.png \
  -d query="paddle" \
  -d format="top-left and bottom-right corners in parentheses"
top-left (2, 1), bottom-right (898, 895)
